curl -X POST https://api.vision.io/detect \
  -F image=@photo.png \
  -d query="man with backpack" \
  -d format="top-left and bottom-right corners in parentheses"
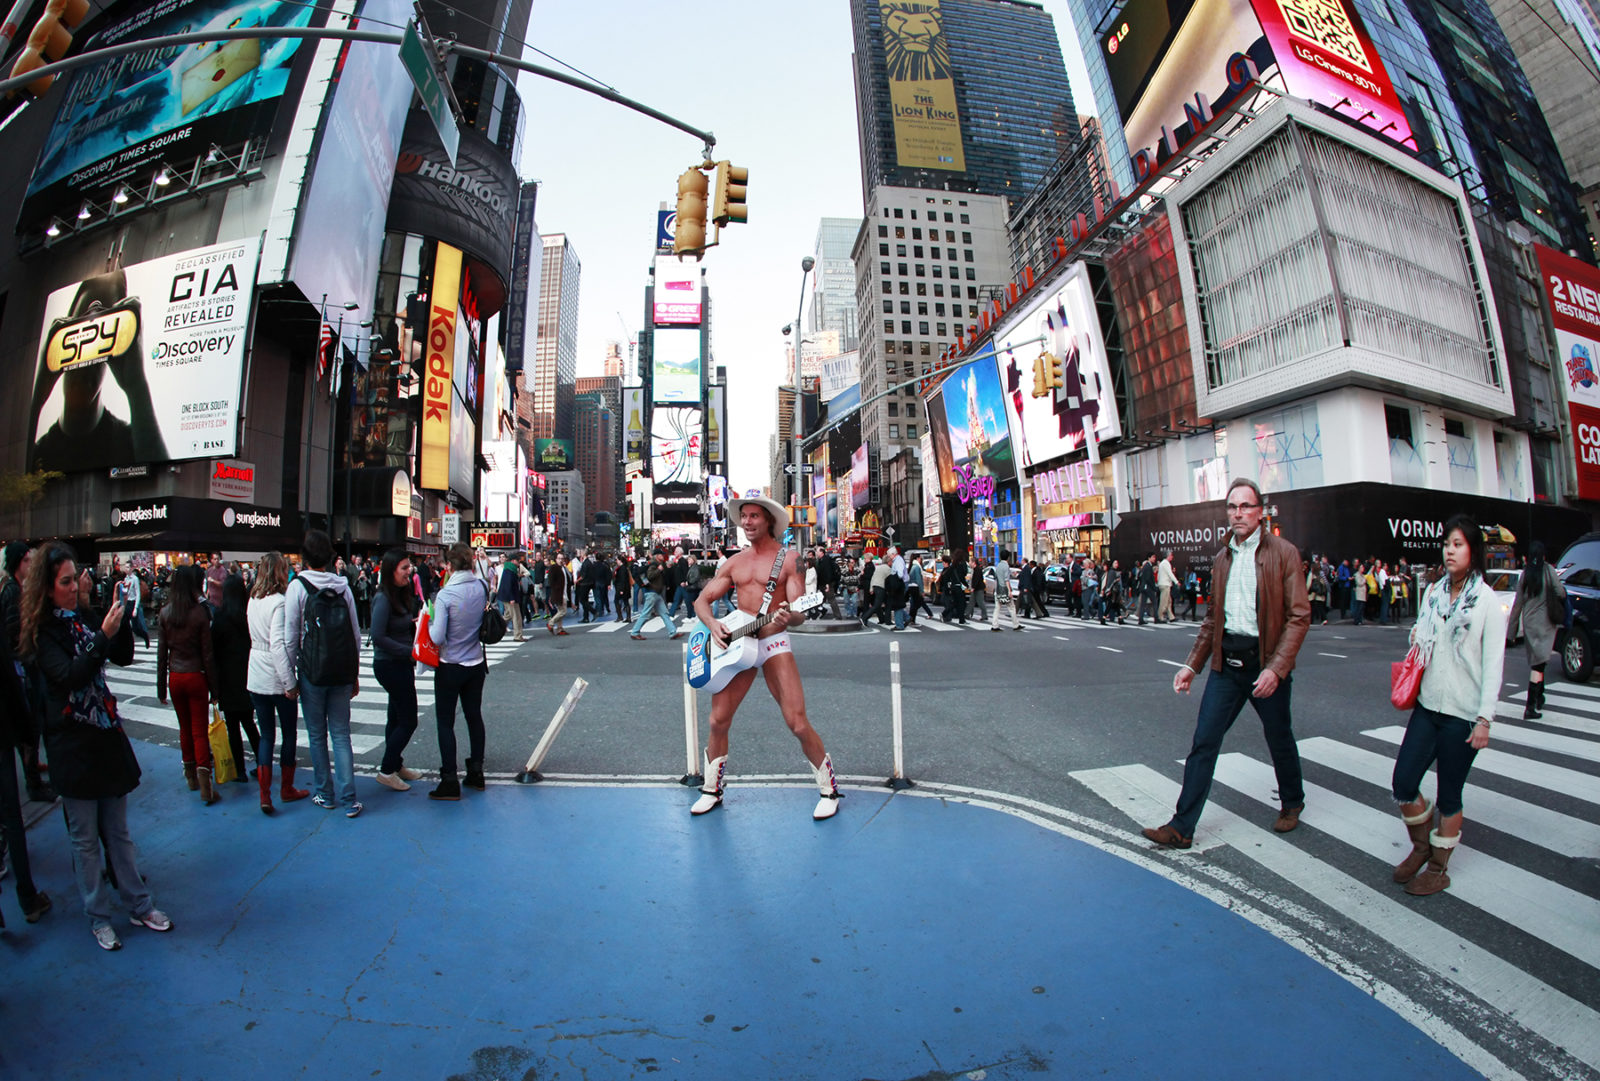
top-left (282, 529), bottom-right (364, 819)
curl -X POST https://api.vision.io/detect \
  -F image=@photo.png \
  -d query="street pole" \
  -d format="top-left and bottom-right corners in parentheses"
top-left (789, 255), bottom-right (814, 528)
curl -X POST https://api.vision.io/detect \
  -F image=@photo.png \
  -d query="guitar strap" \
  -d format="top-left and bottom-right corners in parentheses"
top-left (757, 546), bottom-right (789, 616)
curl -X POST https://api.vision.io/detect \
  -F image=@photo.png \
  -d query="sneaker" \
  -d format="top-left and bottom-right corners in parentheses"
top-left (130, 908), bottom-right (173, 932)
top-left (94, 924), bottom-right (122, 951)
top-left (345, 802), bottom-right (363, 819)
top-left (312, 794), bottom-right (336, 810)
top-left (376, 772), bottom-right (410, 792)
top-left (397, 767), bottom-right (423, 781)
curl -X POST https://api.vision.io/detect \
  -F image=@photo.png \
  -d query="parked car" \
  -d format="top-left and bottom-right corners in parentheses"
top-left (1553, 534), bottom-right (1600, 681)
top-left (980, 565), bottom-right (1023, 597)
top-left (1043, 563), bottom-right (1069, 600)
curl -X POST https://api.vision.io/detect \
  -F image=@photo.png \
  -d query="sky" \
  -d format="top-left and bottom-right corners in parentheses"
top-left (515, 1), bottom-right (1098, 497)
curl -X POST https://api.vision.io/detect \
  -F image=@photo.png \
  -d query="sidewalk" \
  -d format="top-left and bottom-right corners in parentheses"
top-left (5, 740), bottom-right (1482, 1080)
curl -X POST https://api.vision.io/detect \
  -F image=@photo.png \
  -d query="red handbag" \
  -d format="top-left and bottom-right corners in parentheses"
top-left (1390, 646), bottom-right (1424, 710)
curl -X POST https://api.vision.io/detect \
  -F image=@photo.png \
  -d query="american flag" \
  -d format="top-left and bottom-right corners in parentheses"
top-left (317, 322), bottom-right (334, 382)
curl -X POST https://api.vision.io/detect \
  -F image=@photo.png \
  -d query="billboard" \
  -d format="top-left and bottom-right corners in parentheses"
top-left (652, 327), bottom-right (702, 404)
top-left (652, 257), bottom-right (702, 325)
top-left (851, 443), bottom-right (871, 509)
top-left (505, 181), bottom-right (539, 372)
top-left (993, 261), bottom-right (1122, 468)
top-left (420, 244), bottom-right (462, 491)
top-left (534, 439), bottom-right (574, 472)
top-left (706, 384), bottom-right (726, 465)
top-left (1105, 0), bottom-right (1410, 162)
top-left (388, 112), bottom-right (521, 286)
top-left (29, 238), bottom-right (261, 473)
top-left (622, 388), bottom-right (646, 460)
top-left (929, 347), bottom-right (1015, 489)
top-left (21, 0), bottom-right (323, 229)
top-left (651, 407), bottom-right (703, 487)
top-left (881, 0), bottom-right (965, 171)
top-left (1535, 245), bottom-right (1600, 501)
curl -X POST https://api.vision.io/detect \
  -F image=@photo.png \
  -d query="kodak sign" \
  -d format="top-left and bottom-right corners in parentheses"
top-left (421, 244), bottom-right (462, 491)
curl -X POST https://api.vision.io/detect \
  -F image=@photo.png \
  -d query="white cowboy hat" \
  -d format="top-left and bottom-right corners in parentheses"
top-left (725, 495), bottom-right (789, 538)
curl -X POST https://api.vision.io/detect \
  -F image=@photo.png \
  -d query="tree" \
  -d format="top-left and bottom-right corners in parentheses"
top-left (0, 468), bottom-right (63, 514)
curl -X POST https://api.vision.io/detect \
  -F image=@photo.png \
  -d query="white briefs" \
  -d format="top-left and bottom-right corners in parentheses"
top-left (752, 632), bottom-right (793, 666)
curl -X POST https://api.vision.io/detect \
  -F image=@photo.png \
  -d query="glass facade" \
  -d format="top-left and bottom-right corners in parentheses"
top-left (850, 0), bottom-right (1080, 212)
top-left (812, 217), bottom-right (863, 349)
top-left (535, 235), bottom-right (581, 442)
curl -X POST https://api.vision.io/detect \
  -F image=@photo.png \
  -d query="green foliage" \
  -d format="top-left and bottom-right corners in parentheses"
top-left (0, 468), bottom-right (63, 513)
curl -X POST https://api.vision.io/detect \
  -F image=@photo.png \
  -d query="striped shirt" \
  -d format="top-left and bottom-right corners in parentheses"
top-left (1224, 526), bottom-right (1261, 637)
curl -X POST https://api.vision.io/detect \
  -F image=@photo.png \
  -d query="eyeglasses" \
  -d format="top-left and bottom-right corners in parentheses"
top-left (1225, 502), bottom-right (1261, 512)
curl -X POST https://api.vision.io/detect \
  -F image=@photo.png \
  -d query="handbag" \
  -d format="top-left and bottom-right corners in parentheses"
top-left (413, 603), bottom-right (440, 667)
top-left (207, 705), bottom-right (239, 783)
top-left (1390, 646), bottom-right (1425, 710)
top-left (478, 581), bottom-right (508, 645)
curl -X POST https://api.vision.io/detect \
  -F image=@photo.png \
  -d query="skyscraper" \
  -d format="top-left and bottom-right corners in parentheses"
top-left (850, 0), bottom-right (1080, 212)
top-left (577, 374), bottom-right (625, 520)
top-left (811, 217), bottom-right (863, 349)
top-left (530, 233), bottom-right (581, 443)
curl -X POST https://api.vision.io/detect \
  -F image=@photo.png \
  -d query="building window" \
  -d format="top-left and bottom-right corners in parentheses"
top-left (920, 342), bottom-right (931, 355)
top-left (883, 300), bottom-right (893, 313)
top-left (880, 262), bottom-right (890, 275)
top-left (884, 320), bottom-right (895, 334)
top-left (879, 244), bottom-right (889, 256)
top-left (889, 425), bottom-right (900, 439)
top-left (916, 282), bottom-right (927, 296)
top-left (1386, 403), bottom-right (1425, 487)
top-left (1494, 430), bottom-right (1527, 500)
top-left (906, 424), bottom-right (917, 438)
top-left (898, 263), bottom-right (908, 276)
top-left (902, 321), bottom-right (912, 334)
top-left (949, 266), bottom-right (958, 279)
top-left (896, 244), bottom-right (907, 257)
top-left (917, 302), bottom-right (928, 315)
top-left (894, 209), bottom-right (903, 218)
top-left (960, 213), bottom-right (970, 224)
top-left (900, 301), bottom-right (911, 313)
top-left (965, 268), bottom-right (976, 280)
top-left (912, 228), bottom-right (922, 240)
top-left (935, 303), bottom-right (946, 316)
top-left (919, 321), bottom-right (930, 335)
top-left (900, 282), bottom-right (909, 294)
top-left (936, 322), bottom-right (947, 335)
top-left (962, 232), bottom-right (972, 243)
top-left (934, 285), bottom-right (944, 297)
top-left (881, 281), bottom-right (892, 294)
top-left (878, 225), bottom-right (888, 237)
top-left (963, 249), bottom-right (974, 262)
top-left (933, 266), bottom-right (943, 278)
top-left (944, 213), bottom-right (953, 222)
top-left (1444, 416), bottom-right (1478, 492)
top-left (885, 340), bottom-right (897, 354)
top-left (914, 245), bottom-right (924, 258)
top-left (888, 402), bottom-right (899, 417)
top-left (902, 341), bottom-right (914, 353)
top-left (1252, 402), bottom-right (1323, 491)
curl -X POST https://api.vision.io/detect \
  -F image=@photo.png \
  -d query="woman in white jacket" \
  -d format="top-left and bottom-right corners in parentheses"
top-left (246, 553), bottom-right (307, 813)
top-left (1390, 515), bottom-right (1506, 896)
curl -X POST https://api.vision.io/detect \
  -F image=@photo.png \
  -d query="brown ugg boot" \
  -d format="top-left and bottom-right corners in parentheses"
top-left (183, 762), bottom-right (199, 791)
top-left (1393, 802), bottom-right (1433, 884)
top-left (1404, 831), bottom-right (1458, 896)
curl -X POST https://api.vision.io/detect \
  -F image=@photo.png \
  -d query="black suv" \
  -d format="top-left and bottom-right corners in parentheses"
top-left (1555, 533), bottom-right (1600, 681)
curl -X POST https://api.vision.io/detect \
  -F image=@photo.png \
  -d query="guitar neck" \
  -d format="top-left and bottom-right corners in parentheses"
top-left (728, 607), bottom-right (783, 644)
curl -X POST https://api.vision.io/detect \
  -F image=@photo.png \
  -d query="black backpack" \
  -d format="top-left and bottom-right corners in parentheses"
top-left (297, 576), bottom-right (358, 686)
top-left (478, 581), bottom-right (508, 645)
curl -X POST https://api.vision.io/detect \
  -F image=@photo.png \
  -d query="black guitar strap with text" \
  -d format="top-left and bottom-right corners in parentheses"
top-left (758, 546), bottom-right (789, 616)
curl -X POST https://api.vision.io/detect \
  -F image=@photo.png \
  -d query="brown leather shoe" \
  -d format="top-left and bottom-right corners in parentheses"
top-left (1273, 803), bottom-right (1305, 833)
top-left (1141, 824), bottom-right (1192, 849)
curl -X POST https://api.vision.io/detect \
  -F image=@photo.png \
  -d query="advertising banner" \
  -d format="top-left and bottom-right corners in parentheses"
top-left (505, 181), bottom-right (540, 372)
top-left (534, 439), bottom-right (574, 472)
top-left (652, 327), bottom-right (702, 404)
top-left (20, 0), bottom-right (323, 229)
top-left (1535, 244), bottom-right (1600, 501)
top-left (420, 244), bottom-right (462, 491)
top-left (651, 407), bottom-right (704, 487)
top-left (656, 209), bottom-right (675, 253)
top-left (930, 347), bottom-right (1015, 489)
top-left (993, 261), bottom-right (1122, 468)
top-left (388, 112), bottom-right (520, 286)
top-left (623, 388), bottom-right (647, 460)
top-left (707, 474), bottom-right (730, 528)
top-left (880, 0), bottom-right (965, 171)
top-left (652, 257), bottom-right (702, 325)
top-left (706, 385), bottom-right (725, 465)
top-left (208, 459), bottom-right (255, 502)
top-left (30, 238), bottom-right (260, 473)
top-left (921, 430), bottom-right (943, 536)
top-left (851, 443), bottom-right (871, 509)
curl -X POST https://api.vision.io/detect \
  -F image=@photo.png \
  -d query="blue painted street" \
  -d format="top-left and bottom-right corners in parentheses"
top-left (4, 741), bottom-right (1484, 1080)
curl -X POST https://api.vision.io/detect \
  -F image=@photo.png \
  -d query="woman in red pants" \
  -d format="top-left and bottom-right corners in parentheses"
top-left (157, 564), bottom-right (219, 804)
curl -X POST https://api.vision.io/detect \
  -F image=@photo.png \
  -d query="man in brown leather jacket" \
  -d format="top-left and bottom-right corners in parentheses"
top-left (1143, 478), bottom-right (1310, 849)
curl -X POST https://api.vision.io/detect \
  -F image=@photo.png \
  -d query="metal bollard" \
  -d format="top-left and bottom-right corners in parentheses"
top-left (886, 639), bottom-right (912, 789)
top-left (681, 642), bottom-right (703, 786)
top-left (515, 676), bottom-right (589, 783)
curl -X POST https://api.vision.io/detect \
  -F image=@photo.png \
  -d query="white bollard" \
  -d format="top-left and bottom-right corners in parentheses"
top-left (515, 676), bottom-right (589, 783)
top-left (887, 639), bottom-right (912, 789)
top-left (682, 642), bottom-right (703, 785)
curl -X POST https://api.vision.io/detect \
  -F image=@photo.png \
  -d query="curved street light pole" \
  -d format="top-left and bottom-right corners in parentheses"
top-left (789, 256), bottom-right (814, 525)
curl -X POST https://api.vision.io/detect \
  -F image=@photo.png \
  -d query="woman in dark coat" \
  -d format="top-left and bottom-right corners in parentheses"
top-left (1508, 541), bottom-right (1568, 719)
top-left (210, 574), bottom-right (261, 784)
top-left (22, 542), bottom-right (169, 951)
top-left (0, 614), bottom-right (51, 927)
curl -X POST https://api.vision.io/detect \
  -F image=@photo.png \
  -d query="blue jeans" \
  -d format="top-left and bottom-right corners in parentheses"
top-left (1170, 663), bottom-right (1304, 837)
top-left (299, 677), bottom-right (356, 808)
top-left (669, 584), bottom-right (691, 617)
top-left (1391, 703), bottom-right (1479, 817)
top-left (250, 691), bottom-right (299, 772)
top-left (62, 796), bottom-right (153, 928)
top-left (630, 591), bottom-right (677, 636)
top-left (1082, 586), bottom-right (1099, 619)
top-left (373, 656), bottom-right (419, 775)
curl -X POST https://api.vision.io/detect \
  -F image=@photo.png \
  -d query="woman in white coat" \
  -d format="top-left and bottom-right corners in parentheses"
top-left (246, 552), bottom-right (308, 813)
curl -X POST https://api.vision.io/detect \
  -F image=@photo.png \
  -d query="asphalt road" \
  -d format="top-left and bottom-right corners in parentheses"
top-left (98, 603), bottom-right (1600, 1081)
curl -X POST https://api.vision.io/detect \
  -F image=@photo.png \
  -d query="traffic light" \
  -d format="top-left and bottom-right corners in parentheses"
top-left (673, 166), bottom-right (709, 256)
top-left (1032, 354), bottom-right (1049, 398)
top-left (711, 161), bottom-right (749, 227)
top-left (9, 0), bottom-right (90, 97)
top-left (1048, 351), bottom-right (1065, 390)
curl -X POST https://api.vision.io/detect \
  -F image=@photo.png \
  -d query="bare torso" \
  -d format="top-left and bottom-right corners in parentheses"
top-left (697, 540), bottom-right (801, 642)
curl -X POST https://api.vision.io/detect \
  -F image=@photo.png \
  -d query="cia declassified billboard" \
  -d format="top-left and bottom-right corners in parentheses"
top-left (21, 0), bottom-right (322, 229)
top-left (30, 238), bottom-right (261, 473)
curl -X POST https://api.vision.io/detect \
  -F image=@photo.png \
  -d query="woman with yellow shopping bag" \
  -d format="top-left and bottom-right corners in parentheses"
top-left (157, 564), bottom-right (219, 804)
top-left (209, 575), bottom-right (260, 787)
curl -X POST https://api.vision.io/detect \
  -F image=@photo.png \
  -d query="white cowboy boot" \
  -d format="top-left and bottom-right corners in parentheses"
top-left (811, 753), bottom-right (841, 820)
top-left (691, 753), bottom-right (726, 815)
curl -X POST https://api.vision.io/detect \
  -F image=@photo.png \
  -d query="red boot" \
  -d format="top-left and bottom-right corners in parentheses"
top-left (257, 766), bottom-right (275, 815)
top-left (279, 765), bottom-right (309, 803)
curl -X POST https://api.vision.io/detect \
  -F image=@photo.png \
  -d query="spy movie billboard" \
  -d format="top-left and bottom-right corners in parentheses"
top-left (21, 0), bottom-right (322, 229)
top-left (29, 238), bottom-right (260, 474)
top-left (1535, 244), bottom-right (1600, 501)
top-left (881, 0), bottom-right (965, 171)
top-left (993, 261), bottom-right (1122, 468)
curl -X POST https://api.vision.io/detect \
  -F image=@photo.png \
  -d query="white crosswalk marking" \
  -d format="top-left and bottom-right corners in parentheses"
top-left (1495, 700), bottom-right (1600, 738)
top-left (1363, 726), bottom-right (1600, 804)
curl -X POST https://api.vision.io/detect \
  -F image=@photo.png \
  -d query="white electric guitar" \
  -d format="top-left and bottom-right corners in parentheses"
top-left (685, 591), bottom-right (824, 693)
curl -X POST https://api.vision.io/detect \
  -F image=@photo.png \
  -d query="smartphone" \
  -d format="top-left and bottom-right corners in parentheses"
top-left (117, 580), bottom-right (134, 614)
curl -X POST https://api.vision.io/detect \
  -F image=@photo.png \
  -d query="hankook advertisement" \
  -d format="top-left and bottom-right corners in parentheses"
top-left (21, 0), bottom-right (323, 229)
top-left (388, 111), bottom-right (520, 285)
top-left (29, 238), bottom-right (261, 473)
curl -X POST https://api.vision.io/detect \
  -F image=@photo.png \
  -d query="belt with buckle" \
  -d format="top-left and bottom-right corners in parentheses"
top-left (1221, 636), bottom-right (1259, 668)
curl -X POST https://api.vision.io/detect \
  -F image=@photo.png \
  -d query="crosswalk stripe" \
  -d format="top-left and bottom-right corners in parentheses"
top-left (1363, 726), bottom-right (1600, 805)
top-left (1211, 752), bottom-right (1600, 972)
top-left (1075, 761), bottom-right (1600, 1074)
top-left (1069, 765), bottom-right (1228, 852)
top-left (1298, 737), bottom-right (1600, 857)
top-left (117, 701), bottom-right (386, 755)
top-left (1494, 702), bottom-right (1600, 738)
top-left (1463, 717), bottom-right (1600, 764)
top-left (1537, 680), bottom-right (1600, 701)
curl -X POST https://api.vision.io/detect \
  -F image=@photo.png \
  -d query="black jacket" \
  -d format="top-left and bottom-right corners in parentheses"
top-left (34, 610), bottom-right (139, 800)
top-left (370, 589), bottom-right (418, 662)
top-left (210, 607), bottom-right (253, 715)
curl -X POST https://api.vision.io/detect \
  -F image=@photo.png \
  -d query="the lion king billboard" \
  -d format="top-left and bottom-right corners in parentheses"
top-left (881, 0), bottom-right (965, 172)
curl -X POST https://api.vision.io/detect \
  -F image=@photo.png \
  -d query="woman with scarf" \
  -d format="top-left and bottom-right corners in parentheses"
top-left (1389, 515), bottom-right (1507, 897)
top-left (1507, 541), bottom-right (1566, 720)
top-left (21, 543), bottom-right (170, 951)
